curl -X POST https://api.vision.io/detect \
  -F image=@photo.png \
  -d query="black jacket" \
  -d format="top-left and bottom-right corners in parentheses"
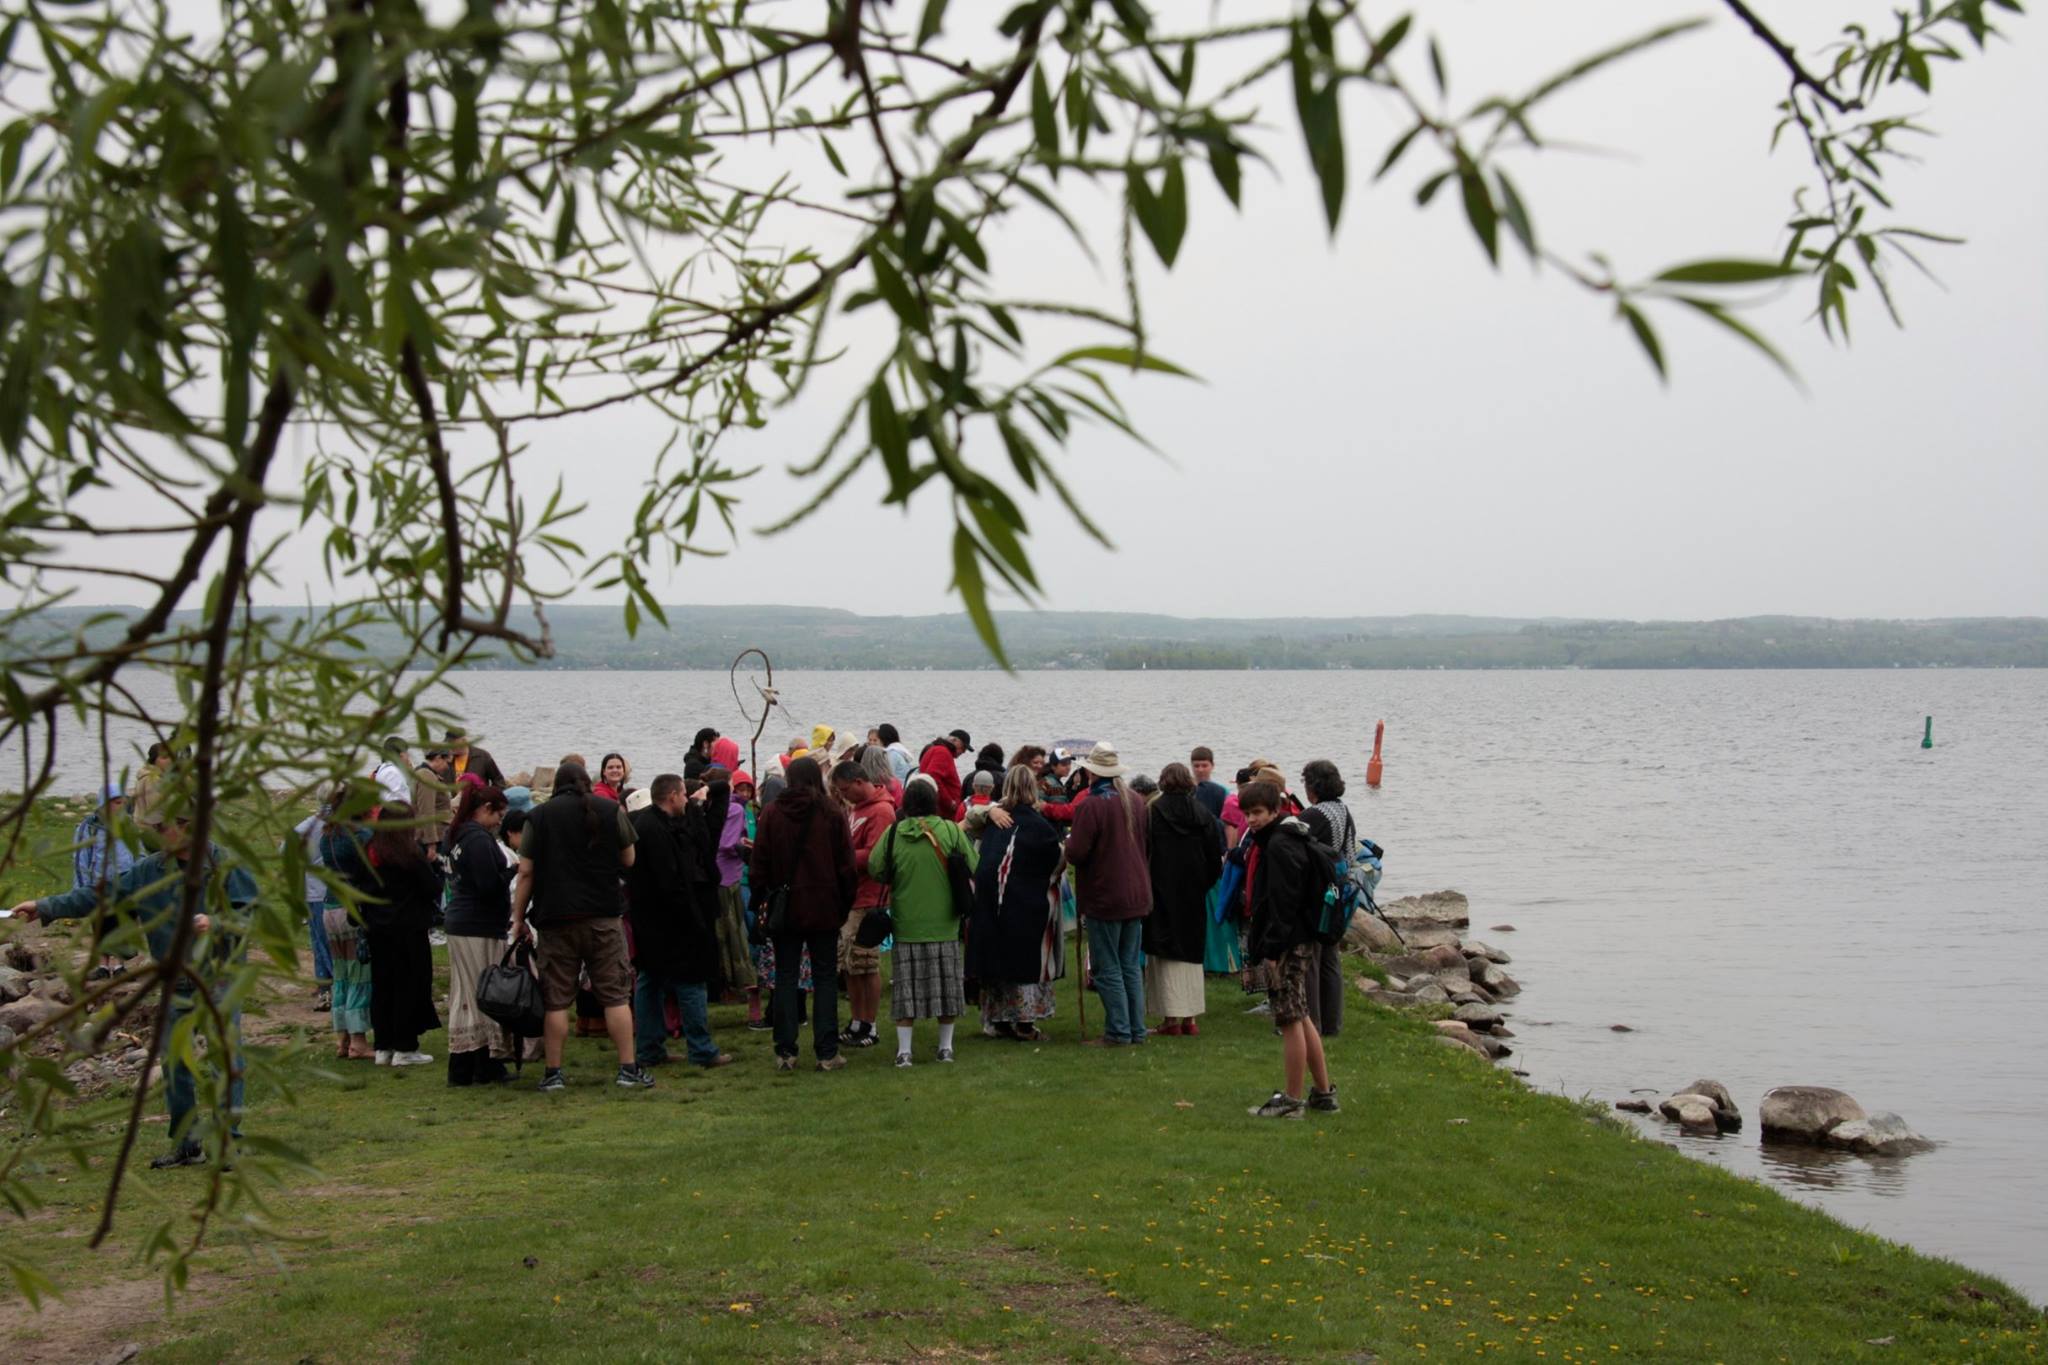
top-left (359, 850), bottom-right (442, 934)
top-left (461, 745), bottom-right (507, 789)
top-left (1245, 818), bottom-right (1326, 963)
top-left (749, 786), bottom-right (856, 935)
top-left (445, 820), bottom-right (514, 939)
top-left (1143, 792), bottom-right (1225, 965)
top-left (627, 784), bottom-right (729, 981)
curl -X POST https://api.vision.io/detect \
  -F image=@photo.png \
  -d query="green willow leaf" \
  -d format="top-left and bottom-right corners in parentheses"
top-left (950, 527), bottom-right (1010, 670)
top-left (868, 376), bottom-right (910, 494)
top-left (1457, 158), bottom-right (1498, 265)
top-left (1618, 302), bottom-right (1667, 381)
top-left (1051, 345), bottom-right (1197, 378)
top-left (1653, 259), bottom-right (1803, 285)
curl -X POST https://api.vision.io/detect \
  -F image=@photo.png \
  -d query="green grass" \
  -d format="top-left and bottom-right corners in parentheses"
top-left (2, 800), bottom-right (2043, 1361)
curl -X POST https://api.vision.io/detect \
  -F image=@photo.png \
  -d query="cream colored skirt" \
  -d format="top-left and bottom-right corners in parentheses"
top-left (1145, 957), bottom-right (1206, 1018)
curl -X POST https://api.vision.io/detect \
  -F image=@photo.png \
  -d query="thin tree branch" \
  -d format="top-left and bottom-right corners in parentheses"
top-left (1721, 0), bottom-right (1862, 113)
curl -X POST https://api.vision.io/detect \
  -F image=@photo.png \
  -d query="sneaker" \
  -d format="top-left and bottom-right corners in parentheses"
top-left (390, 1051), bottom-right (434, 1067)
top-left (746, 1018), bottom-right (773, 1032)
top-left (538, 1069), bottom-right (566, 1093)
top-left (848, 1029), bottom-right (878, 1049)
top-left (894, 1051), bottom-right (913, 1069)
top-left (816, 1056), bottom-right (847, 1072)
top-left (838, 1024), bottom-right (864, 1045)
top-left (1308, 1086), bottom-right (1341, 1113)
top-left (87, 965), bottom-right (115, 983)
top-left (149, 1144), bottom-right (206, 1170)
top-left (616, 1064), bottom-right (655, 1089)
top-left (313, 988), bottom-right (332, 1012)
top-left (374, 1050), bottom-right (393, 1066)
top-left (697, 1054), bottom-right (736, 1070)
top-left (428, 928), bottom-right (448, 947)
top-left (775, 1055), bottom-right (798, 1072)
top-left (1249, 1091), bottom-right (1307, 1120)
top-left (1245, 1000), bottom-right (1273, 1015)
top-left (935, 1047), bottom-right (955, 1064)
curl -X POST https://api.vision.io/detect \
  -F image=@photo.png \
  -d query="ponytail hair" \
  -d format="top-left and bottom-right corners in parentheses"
top-left (450, 782), bottom-right (507, 836)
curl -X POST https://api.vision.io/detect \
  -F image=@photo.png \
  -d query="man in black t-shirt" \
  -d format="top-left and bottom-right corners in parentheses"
top-left (511, 762), bottom-right (650, 1092)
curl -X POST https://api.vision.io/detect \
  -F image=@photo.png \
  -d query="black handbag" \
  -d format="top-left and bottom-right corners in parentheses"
top-left (854, 905), bottom-right (896, 948)
top-left (477, 937), bottom-right (545, 1040)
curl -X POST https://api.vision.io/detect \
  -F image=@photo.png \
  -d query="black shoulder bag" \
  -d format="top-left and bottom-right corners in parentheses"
top-left (855, 823), bottom-right (900, 948)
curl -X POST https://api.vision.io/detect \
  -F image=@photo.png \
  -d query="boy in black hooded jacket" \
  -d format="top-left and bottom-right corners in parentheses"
top-left (1240, 781), bottom-right (1338, 1119)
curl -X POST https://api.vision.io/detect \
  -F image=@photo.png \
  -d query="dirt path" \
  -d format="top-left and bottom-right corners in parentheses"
top-left (2, 1270), bottom-right (227, 1365)
top-left (928, 1245), bottom-right (1338, 1364)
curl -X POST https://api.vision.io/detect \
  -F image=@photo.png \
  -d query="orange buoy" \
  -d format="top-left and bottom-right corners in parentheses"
top-left (1366, 719), bottom-right (1385, 788)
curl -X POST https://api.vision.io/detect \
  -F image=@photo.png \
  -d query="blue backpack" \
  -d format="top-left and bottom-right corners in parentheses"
top-left (1310, 806), bottom-right (1385, 943)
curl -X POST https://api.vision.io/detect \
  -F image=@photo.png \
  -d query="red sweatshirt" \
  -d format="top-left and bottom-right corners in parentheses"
top-left (847, 792), bottom-right (896, 911)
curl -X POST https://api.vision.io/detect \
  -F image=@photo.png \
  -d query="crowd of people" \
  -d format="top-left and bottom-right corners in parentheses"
top-left (9, 722), bottom-right (1382, 1169)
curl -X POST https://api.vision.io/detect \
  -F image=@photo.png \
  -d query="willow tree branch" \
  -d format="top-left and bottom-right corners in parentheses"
top-left (1721, 0), bottom-right (1862, 113)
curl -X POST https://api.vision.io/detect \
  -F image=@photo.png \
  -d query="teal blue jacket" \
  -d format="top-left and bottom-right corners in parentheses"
top-left (37, 848), bottom-right (258, 965)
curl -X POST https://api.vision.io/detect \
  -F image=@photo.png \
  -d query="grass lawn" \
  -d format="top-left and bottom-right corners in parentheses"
top-left (2, 801), bottom-right (2042, 1361)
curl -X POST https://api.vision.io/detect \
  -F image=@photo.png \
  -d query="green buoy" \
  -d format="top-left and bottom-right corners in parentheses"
top-left (1921, 716), bottom-right (1933, 750)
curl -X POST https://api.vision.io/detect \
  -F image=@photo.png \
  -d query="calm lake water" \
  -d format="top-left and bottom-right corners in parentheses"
top-left (14, 667), bottom-right (2048, 1300)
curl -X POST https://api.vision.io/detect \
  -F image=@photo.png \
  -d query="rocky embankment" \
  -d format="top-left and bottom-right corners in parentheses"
top-left (1347, 891), bottom-right (1524, 1063)
top-left (0, 938), bottom-right (162, 1098)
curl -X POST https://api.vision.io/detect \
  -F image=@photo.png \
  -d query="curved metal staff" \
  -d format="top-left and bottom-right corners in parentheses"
top-left (730, 648), bottom-right (777, 779)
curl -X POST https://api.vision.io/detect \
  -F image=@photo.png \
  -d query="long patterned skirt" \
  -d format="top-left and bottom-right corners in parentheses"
top-left (323, 905), bottom-right (372, 1034)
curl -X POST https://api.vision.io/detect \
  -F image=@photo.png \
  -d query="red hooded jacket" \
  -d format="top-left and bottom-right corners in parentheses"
top-left (917, 740), bottom-right (963, 820)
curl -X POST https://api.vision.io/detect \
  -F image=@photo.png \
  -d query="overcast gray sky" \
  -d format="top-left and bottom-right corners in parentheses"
top-left (47, 2), bottom-right (2048, 621)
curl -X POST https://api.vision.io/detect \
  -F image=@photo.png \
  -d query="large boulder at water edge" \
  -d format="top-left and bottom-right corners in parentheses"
top-left (1825, 1113), bottom-right (1933, 1156)
top-left (1380, 890), bottom-right (1471, 930)
top-left (1760, 1086), bottom-right (1867, 1142)
top-left (1452, 1002), bottom-right (1502, 1031)
top-left (1433, 1021), bottom-right (1491, 1058)
top-left (1475, 963), bottom-right (1521, 997)
top-left (1680, 1079), bottom-right (1742, 1131)
top-left (1658, 1093), bottom-right (1732, 1133)
top-left (1344, 913), bottom-right (1400, 954)
top-left (1379, 953), bottom-right (1437, 980)
top-left (1421, 944), bottom-right (1469, 976)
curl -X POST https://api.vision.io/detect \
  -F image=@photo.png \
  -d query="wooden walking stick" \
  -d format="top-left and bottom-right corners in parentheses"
top-left (1073, 889), bottom-right (1088, 1043)
top-left (729, 648), bottom-right (776, 780)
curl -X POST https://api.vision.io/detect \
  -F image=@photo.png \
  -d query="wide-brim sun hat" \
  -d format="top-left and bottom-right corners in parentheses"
top-left (1076, 741), bottom-right (1129, 779)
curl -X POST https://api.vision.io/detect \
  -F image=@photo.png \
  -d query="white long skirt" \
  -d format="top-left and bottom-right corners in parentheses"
top-left (1144, 957), bottom-right (1206, 1018)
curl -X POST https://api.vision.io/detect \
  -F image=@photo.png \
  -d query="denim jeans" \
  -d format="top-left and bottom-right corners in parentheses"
top-left (166, 991), bottom-right (243, 1154)
top-left (633, 971), bottom-right (720, 1066)
top-left (306, 897), bottom-right (333, 984)
top-left (772, 930), bottom-right (839, 1061)
top-left (1086, 917), bottom-right (1147, 1044)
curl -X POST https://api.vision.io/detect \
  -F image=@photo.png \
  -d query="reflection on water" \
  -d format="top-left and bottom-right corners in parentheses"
top-left (1754, 1140), bottom-right (1918, 1197)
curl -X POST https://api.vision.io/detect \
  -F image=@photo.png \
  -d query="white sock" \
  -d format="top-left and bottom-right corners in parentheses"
top-left (938, 1021), bottom-right (956, 1051)
top-left (896, 1025), bottom-right (913, 1055)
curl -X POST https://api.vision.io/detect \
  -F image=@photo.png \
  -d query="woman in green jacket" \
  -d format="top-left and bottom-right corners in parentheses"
top-left (869, 774), bottom-right (978, 1068)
